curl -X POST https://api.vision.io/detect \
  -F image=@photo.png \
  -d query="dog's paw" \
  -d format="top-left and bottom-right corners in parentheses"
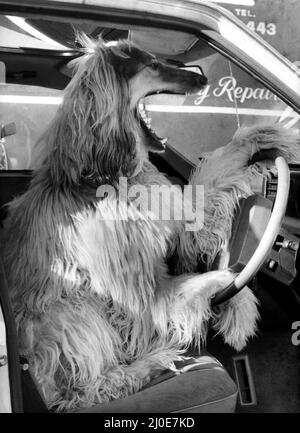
top-left (197, 269), bottom-right (235, 297)
top-left (212, 286), bottom-right (260, 351)
top-left (171, 269), bottom-right (235, 298)
top-left (231, 124), bottom-right (300, 162)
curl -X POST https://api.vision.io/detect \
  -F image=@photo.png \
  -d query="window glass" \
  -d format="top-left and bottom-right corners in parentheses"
top-left (144, 51), bottom-right (300, 167)
top-left (0, 84), bottom-right (61, 169)
top-left (1, 13), bottom-right (300, 170)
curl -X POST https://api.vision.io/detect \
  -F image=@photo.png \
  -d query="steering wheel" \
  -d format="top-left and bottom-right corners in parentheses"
top-left (212, 156), bottom-right (290, 306)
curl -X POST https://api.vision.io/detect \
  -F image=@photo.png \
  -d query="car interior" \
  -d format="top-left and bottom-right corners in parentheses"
top-left (0, 10), bottom-right (300, 413)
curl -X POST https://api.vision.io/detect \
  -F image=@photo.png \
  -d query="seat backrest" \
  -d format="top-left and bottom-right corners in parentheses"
top-left (0, 252), bottom-right (23, 412)
top-left (0, 171), bottom-right (31, 411)
top-left (0, 168), bottom-right (50, 412)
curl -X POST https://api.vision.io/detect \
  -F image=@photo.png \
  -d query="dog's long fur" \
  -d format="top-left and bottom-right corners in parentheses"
top-left (3, 37), bottom-right (300, 411)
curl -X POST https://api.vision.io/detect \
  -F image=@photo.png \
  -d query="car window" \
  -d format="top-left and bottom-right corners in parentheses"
top-left (1, 13), bottom-right (300, 171)
top-left (2, 52), bottom-right (297, 171)
top-left (0, 83), bottom-right (61, 169)
top-left (144, 50), bottom-right (300, 168)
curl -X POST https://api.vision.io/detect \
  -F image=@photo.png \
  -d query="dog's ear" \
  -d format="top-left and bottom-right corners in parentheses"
top-left (85, 45), bottom-right (138, 183)
top-left (45, 36), bottom-right (138, 186)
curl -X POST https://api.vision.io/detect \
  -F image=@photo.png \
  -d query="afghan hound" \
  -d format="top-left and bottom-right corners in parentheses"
top-left (3, 36), bottom-right (299, 412)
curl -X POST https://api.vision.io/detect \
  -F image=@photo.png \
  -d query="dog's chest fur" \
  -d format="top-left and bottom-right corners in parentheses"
top-left (72, 162), bottom-right (180, 300)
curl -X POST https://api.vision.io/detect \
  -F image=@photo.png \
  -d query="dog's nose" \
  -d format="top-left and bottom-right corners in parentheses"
top-left (199, 74), bottom-right (208, 85)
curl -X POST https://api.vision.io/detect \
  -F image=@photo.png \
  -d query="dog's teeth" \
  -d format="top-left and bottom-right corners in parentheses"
top-left (160, 138), bottom-right (168, 144)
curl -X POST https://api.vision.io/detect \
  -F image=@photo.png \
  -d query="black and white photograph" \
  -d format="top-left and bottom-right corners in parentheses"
top-left (0, 0), bottom-right (299, 419)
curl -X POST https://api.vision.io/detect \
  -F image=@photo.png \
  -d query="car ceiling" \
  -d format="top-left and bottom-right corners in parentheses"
top-left (0, 15), bottom-right (213, 89)
top-left (26, 19), bottom-right (129, 47)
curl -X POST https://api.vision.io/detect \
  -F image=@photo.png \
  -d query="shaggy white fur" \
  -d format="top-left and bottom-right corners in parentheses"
top-left (2, 37), bottom-right (300, 411)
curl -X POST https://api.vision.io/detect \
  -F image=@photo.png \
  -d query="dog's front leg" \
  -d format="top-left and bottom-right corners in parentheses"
top-left (211, 286), bottom-right (260, 351)
top-left (157, 269), bottom-right (259, 352)
top-left (175, 124), bottom-right (300, 273)
top-left (173, 153), bottom-right (253, 274)
top-left (227, 124), bottom-right (300, 164)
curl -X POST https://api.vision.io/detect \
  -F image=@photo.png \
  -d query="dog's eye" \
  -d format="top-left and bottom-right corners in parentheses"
top-left (149, 62), bottom-right (159, 71)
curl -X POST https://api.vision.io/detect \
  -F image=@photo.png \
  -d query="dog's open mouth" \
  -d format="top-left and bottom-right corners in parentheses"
top-left (137, 90), bottom-right (188, 153)
top-left (137, 104), bottom-right (168, 153)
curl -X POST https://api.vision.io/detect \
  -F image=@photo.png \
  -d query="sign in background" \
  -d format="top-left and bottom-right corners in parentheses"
top-left (212, 0), bottom-right (300, 63)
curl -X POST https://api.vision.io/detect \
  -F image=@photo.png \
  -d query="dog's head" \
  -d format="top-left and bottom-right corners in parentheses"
top-left (109, 40), bottom-right (207, 155)
top-left (45, 36), bottom-right (207, 186)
